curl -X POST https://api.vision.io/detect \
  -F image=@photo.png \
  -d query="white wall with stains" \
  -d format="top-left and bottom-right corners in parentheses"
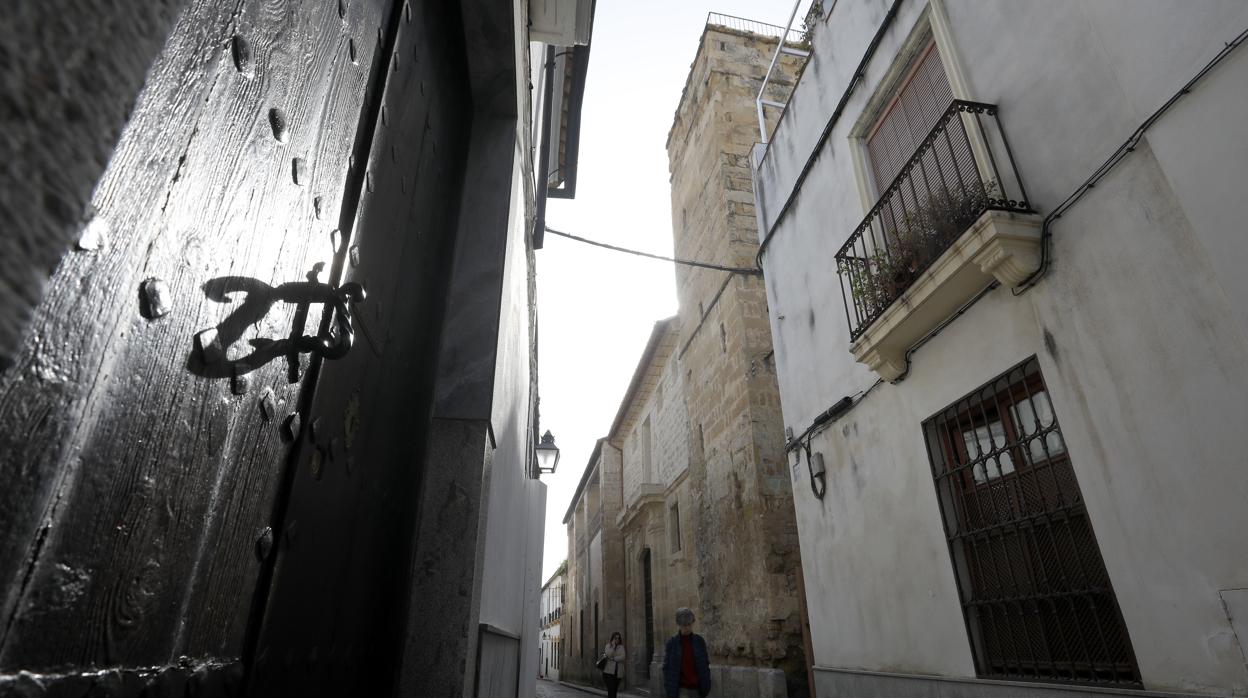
top-left (752, 0), bottom-right (1248, 695)
top-left (477, 147), bottom-right (547, 698)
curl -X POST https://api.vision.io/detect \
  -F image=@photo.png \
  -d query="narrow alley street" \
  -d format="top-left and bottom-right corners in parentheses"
top-left (535, 679), bottom-right (644, 698)
top-left (4, 0), bottom-right (1248, 696)
top-left (534, 680), bottom-right (592, 698)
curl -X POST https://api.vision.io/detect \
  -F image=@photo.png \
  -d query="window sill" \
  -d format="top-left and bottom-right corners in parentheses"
top-left (849, 209), bottom-right (1042, 381)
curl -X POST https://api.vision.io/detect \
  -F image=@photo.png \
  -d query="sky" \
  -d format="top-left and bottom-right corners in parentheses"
top-left (536, 0), bottom-right (813, 582)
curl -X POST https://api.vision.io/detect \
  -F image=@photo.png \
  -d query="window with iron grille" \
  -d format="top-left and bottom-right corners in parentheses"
top-left (922, 357), bottom-right (1141, 686)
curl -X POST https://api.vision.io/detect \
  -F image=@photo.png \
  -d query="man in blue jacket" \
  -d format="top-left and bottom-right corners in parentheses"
top-left (662, 607), bottom-right (712, 697)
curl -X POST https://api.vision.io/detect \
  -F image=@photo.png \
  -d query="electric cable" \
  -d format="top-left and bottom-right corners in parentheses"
top-left (544, 226), bottom-right (761, 275)
top-left (1013, 23), bottom-right (1248, 293)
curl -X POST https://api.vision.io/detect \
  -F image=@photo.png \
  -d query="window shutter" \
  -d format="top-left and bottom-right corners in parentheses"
top-left (866, 41), bottom-right (956, 194)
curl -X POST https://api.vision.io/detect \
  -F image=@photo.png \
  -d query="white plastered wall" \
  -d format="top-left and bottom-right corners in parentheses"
top-left (477, 147), bottom-right (547, 698)
top-left (753, 0), bottom-right (1248, 694)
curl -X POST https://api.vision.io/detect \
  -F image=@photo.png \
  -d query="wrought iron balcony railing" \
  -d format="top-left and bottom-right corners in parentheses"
top-left (835, 101), bottom-right (1033, 341)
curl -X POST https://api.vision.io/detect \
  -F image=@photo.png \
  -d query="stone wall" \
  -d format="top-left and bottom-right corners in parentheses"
top-left (562, 488), bottom-right (587, 681)
top-left (664, 25), bottom-right (809, 697)
top-left (620, 322), bottom-right (691, 507)
top-left (560, 443), bottom-right (626, 689)
top-left (599, 444), bottom-right (626, 662)
top-left (654, 357), bottom-right (692, 489)
top-left (613, 319), bottom-right (698, 692)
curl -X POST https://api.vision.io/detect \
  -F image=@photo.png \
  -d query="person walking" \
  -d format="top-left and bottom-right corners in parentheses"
top-left (662, 607), bottom-right (711, 697)
top-left (600, 631), bottom-right (626, 698)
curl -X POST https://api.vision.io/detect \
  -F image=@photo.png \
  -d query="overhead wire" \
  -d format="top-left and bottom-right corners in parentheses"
top-left (544, 226), bottom-right (761, 275)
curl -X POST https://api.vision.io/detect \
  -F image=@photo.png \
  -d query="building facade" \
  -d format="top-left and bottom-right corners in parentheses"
top-left (539, 564), bottom-right (566, 681)
top-left (665, 19), bottom-right (810, 697)
top-left (561, 438), bottom-right (625, 689)
top-left (559, 18), bottom-right (816, 697)
top-left (751, 1), bottom-right (1248, 697)
top-left (0, 0), bottom-right (594, 696)
top-left (613, 318), bottom-right (699, 693)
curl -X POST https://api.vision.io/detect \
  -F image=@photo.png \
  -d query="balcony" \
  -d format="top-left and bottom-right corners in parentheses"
top-left (835, 101), bottom-right (1041, 380)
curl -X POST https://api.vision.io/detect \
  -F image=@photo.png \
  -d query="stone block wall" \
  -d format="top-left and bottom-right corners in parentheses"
top-left (612, 319), bottom-right (699, 692)
top-left (654, 357), bottom-right (692, 489)
top-left (664, 24), bottom-right (809, 697)
top-left (599, 444), bottom-right (627, 656)
top-left (621, 324), bottom-right (691, 509)
top-left (621, 475), bottom-right (700, 695)
top-left (563, 500), bottom-right (587, 680)
top-left (561, 443), bottom-right (627, 689)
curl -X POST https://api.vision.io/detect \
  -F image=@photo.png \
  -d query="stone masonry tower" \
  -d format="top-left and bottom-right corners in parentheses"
top-left (666, 17), bottom-right (809, 697)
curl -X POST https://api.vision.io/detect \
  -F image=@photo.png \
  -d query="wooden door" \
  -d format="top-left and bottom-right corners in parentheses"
top-left (0, 0), bottom-right (471, 694)
top-left (246, 1), bottom-right (472, 694)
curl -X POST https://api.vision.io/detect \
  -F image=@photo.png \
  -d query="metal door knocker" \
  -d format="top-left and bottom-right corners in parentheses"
top-left (191, 270), bottom-right (368, 381)
top-left (294, 282), bottom-right (366, 360)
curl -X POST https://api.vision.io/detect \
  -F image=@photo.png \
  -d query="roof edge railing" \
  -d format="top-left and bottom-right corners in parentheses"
top-left (706, 12), bottom-right (805, 43)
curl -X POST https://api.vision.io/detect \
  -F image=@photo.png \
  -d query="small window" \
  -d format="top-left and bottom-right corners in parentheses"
top-left (669, 502), bottom-right (682, 552)
top-left (641, 417), bottom-right (653, 483)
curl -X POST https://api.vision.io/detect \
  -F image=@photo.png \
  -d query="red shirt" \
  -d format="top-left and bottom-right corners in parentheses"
top-left (679, 634), bottom-right (699, 688)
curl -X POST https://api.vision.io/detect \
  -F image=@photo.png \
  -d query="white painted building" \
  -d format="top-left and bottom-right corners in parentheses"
top-left (539, 567), bottom-right (566, 681)
top-left (750, 1), bottom-right (1248, 696)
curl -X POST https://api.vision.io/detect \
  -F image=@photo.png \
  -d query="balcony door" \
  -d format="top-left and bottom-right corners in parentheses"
top-left (860, 36), bottom-right (986, 288)
top-left (866, 40), bottom-right (957, 194)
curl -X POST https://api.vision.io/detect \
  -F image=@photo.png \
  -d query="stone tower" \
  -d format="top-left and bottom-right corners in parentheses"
top-left (665, 18), bottom-right (810, 697)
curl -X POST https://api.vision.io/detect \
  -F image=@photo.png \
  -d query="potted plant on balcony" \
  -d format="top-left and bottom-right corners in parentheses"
top-left (849, 181), bottom-right (997, 320)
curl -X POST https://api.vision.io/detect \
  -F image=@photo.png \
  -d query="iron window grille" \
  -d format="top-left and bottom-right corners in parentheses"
top-left (836, 100), bottom-right (1033, 341)
top-left (922, 357), bottom-right (1141, 686)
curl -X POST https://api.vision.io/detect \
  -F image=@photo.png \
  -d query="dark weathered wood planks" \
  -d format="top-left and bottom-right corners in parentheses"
top-left (0, 0), bottom-right (391, 674)
top-left (0, 0), bottom-right (191, 369)
top-left (246, 1), bottom-right (472, 694)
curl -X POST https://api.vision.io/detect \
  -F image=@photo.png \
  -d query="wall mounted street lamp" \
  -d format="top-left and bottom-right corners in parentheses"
top-left (536, 430), bottom-right (561, 475)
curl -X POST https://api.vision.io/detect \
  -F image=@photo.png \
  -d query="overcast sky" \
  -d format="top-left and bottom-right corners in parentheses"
top-left (536, 0), bottom-right (813, 581)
